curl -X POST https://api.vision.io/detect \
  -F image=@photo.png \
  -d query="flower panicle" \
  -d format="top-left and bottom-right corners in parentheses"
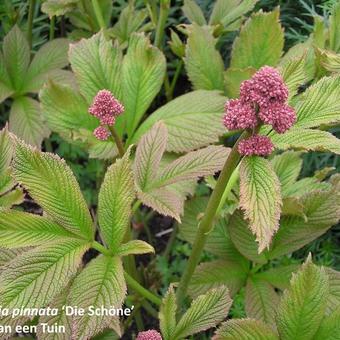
top-left (136, 330), bottom-right (163, 340)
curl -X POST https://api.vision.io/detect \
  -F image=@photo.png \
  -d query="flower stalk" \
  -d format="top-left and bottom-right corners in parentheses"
top-left (176, 130), bottom-right (250, 304)
top-left (108, 125), bottom-right (125, 158)
top-left (27, 0), bottom-right (36, 51)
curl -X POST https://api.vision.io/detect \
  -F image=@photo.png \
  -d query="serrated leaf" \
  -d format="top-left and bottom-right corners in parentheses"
top-left (98, 151), bottom-right (134, 250)
top-left (182, 0), bottom-right (206, 25)
top-left (240, 156), bottom-right (282, 252)
top-left (3, 25), bottom-right (30, 91)
top-left (245, 277), bottom-right (279, 325)
top-left (271, 151), bottom-right (302, 197)
top-left (174, 286), bottom-right (232, 339)
top-left (229, 210), bottom-right (268, 264)
top-left (0, 247), bottom-right (27, 270)
top-left (23, 39), bottom-right (69, 93)
top-left (41, 0), bottom-right (78, 17)
top-left (184, 24), bottom-right (225, 91)
top-left (330, 2), bottom-right (340, 53)
top-left (255, 265), bottom-right (300, 290)
top-left (230, 9), bottom-right (283, 69)
top-left (325, 267), bottom-right (340, 314)
top-left (0, 126), bottom-right (14, 192)
top-left (224, 67), bottom-right (256, 98)
top-left (69, 255), bottom-right (125, 339)
top-left (134, 121), bottom-right (167, 191)
top-left (189, 259), bottom-right (248, 298)
top-left (317, 48), bottom-right (340, 73)
top-left (0, 51), bottom-right (14, 102)
top-left (12, 140), bottom-right (94, 239)
top-left (314, 307), bottom-right (340, 340)
top-left (115, 240), bottom-right (154, 256)
top-left (209, 0), bottom-right (258, 30)
top-left (69, 31), bottom-right (122, 104)
top-left (0, 239), bottom-right (89, 311)
top-left (159, 286), bottom-right (177, 340)
top-left (282, 176), bottom-right (330, 198)
top-left (276, 258), bottom-right (329, 339)
top-left (294, 75), bottom-right (340, 128)
top-left (9, 96), bottom-right (50, 147)
top-left (137, 187), bottom-right (183, 222)
top-left (0, 210), bottom-right (79, 248)
top-left (214, 319), bottom-right (279, 340)
top-left (122, 33), bottom-right (166, 136)
top-left (0, 187), bottom-right (24, 209)
top-left (132, 90), bottom-right (226, 152)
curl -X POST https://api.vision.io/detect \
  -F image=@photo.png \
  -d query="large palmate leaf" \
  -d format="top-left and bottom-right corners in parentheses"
top-left (0, 239), bottom-right (89, 311)
top-left (41, 0), bottom-right (78, 17)
top-left (12, 140), bottom-right (94, 240)
top-left (131, 90), bottom-right (226, 152)
top-left (276, 258), bottom-right (329, 339)
top-left (23, 38), bottom-right (69, 93)
top-left (0, 210), bottom-right (78, 248)
top-left (330, 2), bottom-right (340, 53)
top-left (214, 319), bottom-right (279, 339)
top-left (245, 277), bottom-right (279, 326)
top-left (239, 156), bottom-right (282, 252)
top-left (173, 286), bottom-right (232, 339)
top-left (230, 9), bottom-right (283, 69)
top-left (98, 150), bottom-right (134, 250)
top-left (271, 128), bottom-right (340, 154)
top-left (184, 24), bottom-right (225, 91)
top-left (9, 96), bottom-right (50, 147)
top-left (314, 307), bottom-right (340, 340)
top-left (2, 25), bottom-right (30, 92)
top-left (189, 259), bottom-right (248, 298)
top-left (0, 126), bottom-right (14, 195)
top-left (159, 286), bottom-right (177, 340)
top-left (224, 67), bottom-right (256, 98)
top-left (134, 121), bottom-right (168, 191)
top-left (69, 31), bottom-right (122, 104)
top-left (122, 33), bottom-right (166, 136)
top-left (294, 75), bottom-right (340, 128)
top-left (0, 51), bottom-right (14, 102)
top-left (69, 255), bottom-right (125, 339)
top-left (182, 0), bottom-right (206, 25)
top-left (209, 0), bottom-right (258, 30)
top-left (325, 267), bottom-right (340, 314)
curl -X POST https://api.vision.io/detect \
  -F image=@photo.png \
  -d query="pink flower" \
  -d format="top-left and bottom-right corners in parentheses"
top-left (223, 99), bottom-right (257, 130)
top-left (136, 330), bottom-right (162, 340)
top-left (93, 126), bottom-right (110, 141)
top-left (240, 66), bottom-right (288, 107)
top-left (89, 89), bottom-right (124, 124)
top-left (259, 103), bottom-right (296, 134)
top-left (238, 135), bottom-right (274, 156)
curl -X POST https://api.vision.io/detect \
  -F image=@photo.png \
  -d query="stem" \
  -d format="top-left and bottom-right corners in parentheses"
top-left (176, 131), bottom-right (250, 304)
top-left (108, 125), bottom-right (125, 158)
top-left (92, 0), bottom-right (106, 30)
top-left (49, 16), bottom-right (55, 40)
top-left (163, 224), bottom-right (178, 260)
top-left (168, 60), bottom-right (183, 100)
top-left (124, 272), bottom-right (162, 306)
top-left (154, 0), bottom-right (170, 49)
top-left (27, 0), bottom-right (35, 51)
top-left (92, 240), bottom-right (112, 256)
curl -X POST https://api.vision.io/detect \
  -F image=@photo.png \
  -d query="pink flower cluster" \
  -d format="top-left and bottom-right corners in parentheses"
top-left (223, 66), bottom-right (297, 156)
top-left (136, 330), bottom-right (162, 340)
top-left (89, 89), bottom-right (124, 141)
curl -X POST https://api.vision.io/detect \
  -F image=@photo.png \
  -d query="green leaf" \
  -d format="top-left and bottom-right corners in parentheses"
top-left (245, 277), bottom-right (279, 325)
top-left (69, 31), bottom-right (123, 103)
top-left (0, 188), bottom-right (24, 209)
top-left (209, 0), bottom-right (258, 30)
top-left (69, 255), bottom-right (125, 339)
top-left (9, 96), bottom-right (50, 147)
top-left (214, 319), bottom-right (279, 340)
top-left (0, 239), bottom-right (89, 310)
top-left (134, 121), bottom-right (168, 191)
top-left (159, 286), bottom-right (177, 340)
top-left (12, 140), bottom-right (94, 240)
top-left (182, 0), bottom-right (206, 25)
top-left (330, 2), bottom-right (340, 53)
top-left (41, 0), bottom-right (78, 17)
top-left (228, 210), bottom-right (268, 264)
top-left (317, 48), bottom-right (340, 73)
top-left (184, 24), bottom-right (225, 91)
top-left (2, 25), bottom-right (30, 91)
top-left (255, 265), bottom-right (300, 291)
top-left (294, 75), bottom-right (340, 128)
top-left (230, 9), bottom-right (283, 69)
top-left (131, 90), bottom-right (226, 153)
top-left (115, 240), bottom-right (154, 256)
top-left (189, 259), bottom-right (248, 298)
top-left (314, 307), bottom-right (340, 340)
top-left (276, 257), bottom-right (329, 339)
top-left (272, 128), bottom-right (340, 155)
top-left (23, 38), bottom-right (69, 93)
top-left (239, 156), bottom-right (282, 252)
top-left (0, 52), bottom-right (14, 102)
top-left (98, 150), bottom-right (134, 250)
top-left (224, 67), bottom-right (256, 98)
top-left (0, 126), bottom-right (14, 193)
top-left (271, 151), bottom-right (302, 197)
top-left (325, 267), bottom-right (340, 314)
top-left (122, 33), bottom-right (166, 136)
top-left (174, 286), bottom-right (232, 339)
top-left (0, 210), bottom-right (79, 248)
